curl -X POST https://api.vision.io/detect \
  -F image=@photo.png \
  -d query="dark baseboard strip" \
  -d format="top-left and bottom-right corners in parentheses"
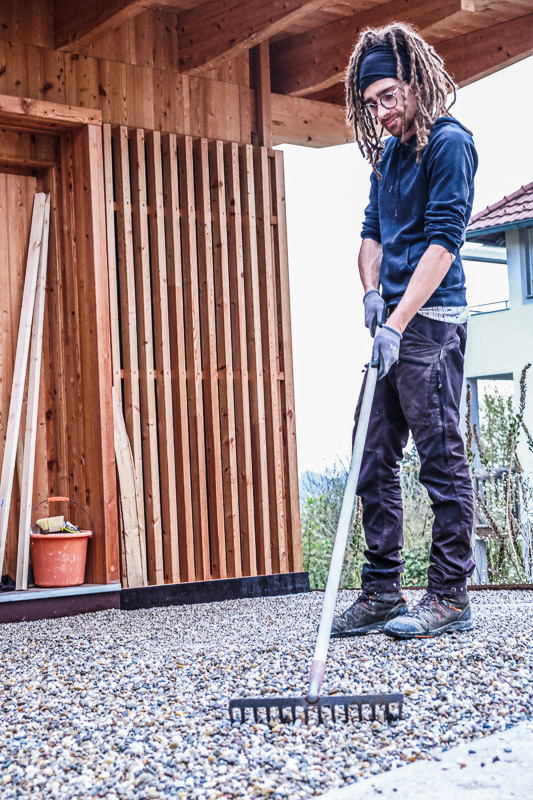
top-left (0, 590), bottom-right (121, 624)
top-left (120, 572), bottom-right (310, 611)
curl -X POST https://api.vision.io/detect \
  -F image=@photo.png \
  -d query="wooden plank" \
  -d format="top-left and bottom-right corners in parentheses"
top-left (253, 146), bottom-right (287, 575)
top-left (15, 195), bottom-right (50, 590)
top-left (272, 150), bottom-right (302, 573)
top-left (438, 11), bottom-right (533, 86)
top-left (193, 137), bottom-right (227, 580)
top-left (145, 130), bottom-right (180, 584)
top-left (177, 135), bottom-right (211, 581)
top-left (54, 0), bottom-right (151, 50)
top-left (177, 0), bottom-right (332, 74)
top-left (250, 41), bottom-right (272, 148)
top-left (161, 132), bottom-right (196, 583)
top-left (224, 141), bottom-right (256, 576)
top-left (270, 0), bottom-right (475, 96)
top-left (102, 124), bottom-right (122, 392)
top-left (113, 387), bottom-right (146, 588)
top-left (57, 135), bottom-right (87, 546)
top-left (0, 193), bottom-right (46, 577)
top-left (0, 93), bottom-right (102, 130)
top-left (239, 144), bottom-right (271, 575)
top-left (209, 140), bottom-right (242, 578)
top-left (69, 124), bottom-right (119, 583)
top-left (129, 127), bottom-right (164, 586)
top-left (41, 164), bottom-right (69, 506)
top-left (271, 92), bottom-right (354, 148)
top-left (113, 125), bottom-right (147, 561)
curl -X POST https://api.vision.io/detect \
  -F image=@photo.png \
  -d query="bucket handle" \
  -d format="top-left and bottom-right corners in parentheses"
top-left (31, 497), bottom-right (94, 537)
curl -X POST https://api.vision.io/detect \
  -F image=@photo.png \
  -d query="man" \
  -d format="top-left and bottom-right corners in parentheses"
top-left (331, 23), bottom-right (478, 639)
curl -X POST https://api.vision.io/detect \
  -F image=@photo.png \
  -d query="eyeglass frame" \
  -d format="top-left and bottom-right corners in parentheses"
top-left (363, 87), bottom-right (402, 119)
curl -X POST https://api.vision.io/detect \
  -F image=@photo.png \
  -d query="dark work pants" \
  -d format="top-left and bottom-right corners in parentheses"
top-left (353, 314), bottom-right (475, 595)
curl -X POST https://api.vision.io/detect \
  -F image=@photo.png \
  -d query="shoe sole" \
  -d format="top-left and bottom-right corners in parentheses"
top-left (384, 619), bottom-right (473, 640)
top-left (331, 621), bottom-right (387, 637)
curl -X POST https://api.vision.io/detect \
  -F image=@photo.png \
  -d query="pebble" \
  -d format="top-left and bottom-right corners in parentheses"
top-left (0, 590), bottom-right (532, 798)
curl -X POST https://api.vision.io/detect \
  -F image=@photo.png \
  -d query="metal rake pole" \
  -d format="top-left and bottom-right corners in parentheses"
top-left (307, 363), bottom-right (378, 703)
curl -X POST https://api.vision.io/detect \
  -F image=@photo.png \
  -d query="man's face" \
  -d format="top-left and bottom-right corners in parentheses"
top-left (362, 78), bottom-right (417, 140)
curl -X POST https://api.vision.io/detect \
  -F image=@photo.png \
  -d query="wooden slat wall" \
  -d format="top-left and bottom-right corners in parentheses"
top-left (104, 125), bottom-right (302, 583)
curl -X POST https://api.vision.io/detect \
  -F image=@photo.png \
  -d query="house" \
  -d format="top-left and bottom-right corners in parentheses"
top-left (464, 183), bottom-right (533, 582)
top-left (1, 1), bottom-right (532, 622)
top-left (465, 182), bottom-right (533, 475)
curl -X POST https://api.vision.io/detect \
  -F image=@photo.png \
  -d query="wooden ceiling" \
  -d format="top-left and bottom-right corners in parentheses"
top-left (54, 0), bottom-right (533, 103)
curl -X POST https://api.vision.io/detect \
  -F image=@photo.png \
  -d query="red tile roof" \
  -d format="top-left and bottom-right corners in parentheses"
top-left (468, 181), bottom-right (533, 233)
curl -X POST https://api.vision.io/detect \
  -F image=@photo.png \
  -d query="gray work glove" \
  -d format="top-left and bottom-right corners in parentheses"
top-left (371, 324), bottom-right (402, 380)
top-left (363, 289), bottom-right (387, 337)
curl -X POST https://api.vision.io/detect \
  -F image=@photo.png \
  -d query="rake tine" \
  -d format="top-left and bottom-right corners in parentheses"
top-left (291, 705), bottom-right (297, 722)
top-left (371, 702), bottom-right (376, 721)
top-left (344, 703), bottom-right (349, 723)
top-left (278, 706), bottom-right (284, 723)
top-left (304, 707), bottom-right (309, 724)
top-left (254, 707), bottom-right (259, 723)
top-left (317, 705), bottom-right (323, 724)
top-left (358, 701), bottom-right (363, 722)
top-left (384, 702), bottom-right (390, 723)
top-left (331, 704), bottom-right (336, 723)
top-left (266, 706), bottom-right (271, 723)
top-left (240, 707), bottom-right (245, 723)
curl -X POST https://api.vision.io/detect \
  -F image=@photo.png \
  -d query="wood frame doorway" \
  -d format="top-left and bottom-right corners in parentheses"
top-left (0, 95), bottom-right (118, 586)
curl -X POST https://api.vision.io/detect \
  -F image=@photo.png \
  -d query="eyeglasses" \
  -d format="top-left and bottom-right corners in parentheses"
top-left (363, 87), bottom-right (401, 119)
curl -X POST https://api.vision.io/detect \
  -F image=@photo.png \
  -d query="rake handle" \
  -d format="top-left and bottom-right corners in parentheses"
top-left (307, 363), bottom-right (378, 704)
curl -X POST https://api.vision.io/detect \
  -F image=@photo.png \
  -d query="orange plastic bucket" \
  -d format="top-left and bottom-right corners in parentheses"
top-left (30, 497), bottom-right (94, 588)
top-left (30, 531), bottom-right (92, 587)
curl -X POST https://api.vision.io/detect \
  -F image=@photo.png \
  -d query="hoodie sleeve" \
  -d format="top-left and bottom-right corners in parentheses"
top-left (361, 170), bottom-right (381, 242)
top-left (423, 126), bottom-right (478, 255)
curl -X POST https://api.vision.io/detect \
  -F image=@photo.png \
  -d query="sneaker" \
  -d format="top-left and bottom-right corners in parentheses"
top-left (384, 590), bottom-right (473, 640)
top-left (331, 591), bottom-right (408, 637)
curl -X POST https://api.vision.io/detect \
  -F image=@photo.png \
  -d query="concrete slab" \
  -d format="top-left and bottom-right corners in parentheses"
top-left (316, 721), bottom-right (533, 799)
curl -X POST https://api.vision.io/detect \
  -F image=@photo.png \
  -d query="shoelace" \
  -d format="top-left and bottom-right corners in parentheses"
top-left (408, 591), bottom-right (444, 620)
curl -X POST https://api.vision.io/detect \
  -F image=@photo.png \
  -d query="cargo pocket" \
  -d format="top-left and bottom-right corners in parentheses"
top-left (396, 356), bottom-right (442, 442)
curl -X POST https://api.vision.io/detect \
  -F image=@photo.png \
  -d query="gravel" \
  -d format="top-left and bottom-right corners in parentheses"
top-left (1, 589), bottom-right (532, 799)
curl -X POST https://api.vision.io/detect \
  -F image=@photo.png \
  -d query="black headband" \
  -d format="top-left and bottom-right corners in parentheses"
top-left (358, 42), bottom-right (411, 94)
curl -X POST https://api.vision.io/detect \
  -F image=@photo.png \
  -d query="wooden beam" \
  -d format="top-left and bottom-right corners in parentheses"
top-left (438, 11), bottom-right (533, 86)
top-left (271, 0), bottom-right (476, 97)
top-left (178, 0), bottom-right (331, 74)
top-left (54, 0), bottom-right (151, 50)
top-left (0, 94), bottom-right (101, 131)
top-left (271, 93), bottom-right (354, 148)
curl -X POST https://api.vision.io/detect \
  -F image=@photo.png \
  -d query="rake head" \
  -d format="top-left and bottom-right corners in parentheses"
top-left (229, 692), bottom-right (403, 725)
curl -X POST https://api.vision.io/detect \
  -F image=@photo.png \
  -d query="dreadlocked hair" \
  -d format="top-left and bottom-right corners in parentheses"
top-left (345, 22), bottom-right (457, 174)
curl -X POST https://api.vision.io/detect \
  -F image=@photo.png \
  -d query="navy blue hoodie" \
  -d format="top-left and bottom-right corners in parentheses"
top-left (361, 116), bottom-right (478, 308)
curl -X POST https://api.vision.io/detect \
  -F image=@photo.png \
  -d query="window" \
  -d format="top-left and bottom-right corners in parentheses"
top-left (520, 227), bottom-right (533, 300)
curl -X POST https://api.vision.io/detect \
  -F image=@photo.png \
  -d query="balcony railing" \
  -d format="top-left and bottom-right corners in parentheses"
top-left (468, 299), bottom-right (510, 315)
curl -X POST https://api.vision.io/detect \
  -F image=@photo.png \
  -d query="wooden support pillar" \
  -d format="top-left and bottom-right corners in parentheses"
top-left (251, 41), bottom-right (272, 148)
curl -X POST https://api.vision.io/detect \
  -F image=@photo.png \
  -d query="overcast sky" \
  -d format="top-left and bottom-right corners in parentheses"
top-left (279, 55), bottom-right (533, 475)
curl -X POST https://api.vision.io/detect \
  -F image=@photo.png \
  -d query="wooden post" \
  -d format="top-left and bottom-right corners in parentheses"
top-left (251, 41), bottom-right (272, 148)
top-left (272, 151), bottom-right (302, 572)
top-left (194, 137), bottom-right (227, 579)
top-left (129, 127), bottom-right (164, 586)
top-left (224, 142), bottom-right (257, 576)
top-left (161, 132), bottom-right (196, 582)
top-left (145, 130), bottom-right (181, 584)
top-left (0, 193), bottom-right (46, 577)
top-left (239, 144), bottom-right (271, 575)
top-left (209, 139), bottom-right (242, 578)
top-left (15, 195), bottom-right (51, 590)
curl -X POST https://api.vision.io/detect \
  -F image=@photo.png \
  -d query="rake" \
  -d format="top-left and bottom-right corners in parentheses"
top-left (229, 361), bottom-right (404, 725)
